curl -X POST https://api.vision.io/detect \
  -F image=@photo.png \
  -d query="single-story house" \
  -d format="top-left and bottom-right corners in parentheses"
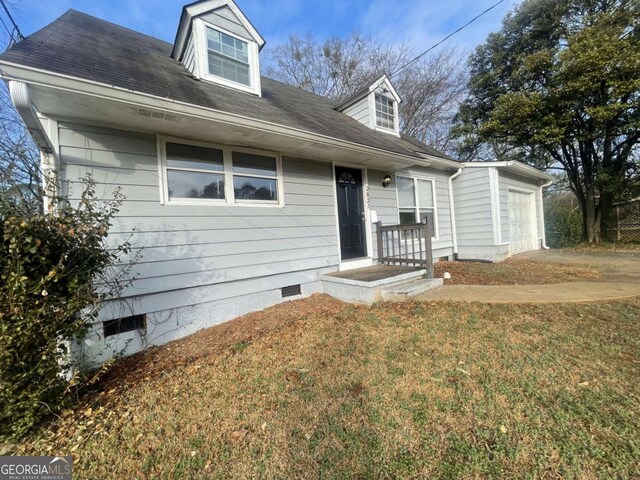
top-left (0, 0), bottom-right (552, 366)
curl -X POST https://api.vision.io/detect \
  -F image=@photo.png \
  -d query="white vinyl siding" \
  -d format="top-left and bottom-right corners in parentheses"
top-left (342, 97), bottom-right (371, 127)
top-left (452, 168), bottom-right (495, 246)
top-left (58, 123), bottom-right (339, 311)
top-left (200, 7), bottom-right (253, 42)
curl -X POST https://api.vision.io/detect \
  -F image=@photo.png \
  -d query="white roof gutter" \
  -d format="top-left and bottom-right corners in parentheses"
top-left (8, 80), bottom-right (59, 213)
top-left (8, 80), bottom-right (54, 154)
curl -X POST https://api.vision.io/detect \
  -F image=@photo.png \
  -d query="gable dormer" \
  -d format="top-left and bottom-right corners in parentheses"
top-left (335, 75), bottom-right (402, 137)
top-left (172, 0), bottom-right (265, 96)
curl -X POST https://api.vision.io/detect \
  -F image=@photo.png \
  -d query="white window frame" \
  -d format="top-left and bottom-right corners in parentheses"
top-left (395, 175), bottom-right (439, 240)
top-left (368, 91), bottom-right (400, 136)
top-left (158, 136), bottom-right (284, 207)
top-left (193, 18), bottom-right (262, 96)
top-left (230, 146), bottom-right (283, 206)
top-left (374, 94), bottom-right (395, 130)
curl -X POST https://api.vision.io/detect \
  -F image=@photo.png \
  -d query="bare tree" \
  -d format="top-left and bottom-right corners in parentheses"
top-left (0, 3), bottom-right (42, 216)
top-left (263, 34), bottom-right (468, 153)
top-left (0, 85), bottom-right (42, 214)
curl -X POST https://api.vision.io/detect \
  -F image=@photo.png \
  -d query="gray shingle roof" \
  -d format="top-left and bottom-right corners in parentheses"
top-left (0, 9), bottom-right (457, 162)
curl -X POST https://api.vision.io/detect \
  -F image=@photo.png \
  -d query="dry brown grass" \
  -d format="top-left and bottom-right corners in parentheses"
top-left (15, 295), bottom-right (640, 479)
top-left (435, 258), bottom-right (600, 285)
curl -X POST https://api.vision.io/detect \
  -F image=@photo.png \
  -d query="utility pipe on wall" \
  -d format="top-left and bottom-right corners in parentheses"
top-left (447, 167), bottom-right (464, 260)
top-left (539, 179), bottom-right (555, 249)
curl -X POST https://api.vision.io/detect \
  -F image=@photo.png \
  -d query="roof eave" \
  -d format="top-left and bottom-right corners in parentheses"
top-left (0, 61), bottom-right (426, 166)
top-left (463, 161), bottom-right (554, 182)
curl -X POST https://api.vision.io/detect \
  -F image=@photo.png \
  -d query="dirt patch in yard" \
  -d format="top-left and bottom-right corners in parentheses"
top-left (435, 258), bottom-right (600, 285)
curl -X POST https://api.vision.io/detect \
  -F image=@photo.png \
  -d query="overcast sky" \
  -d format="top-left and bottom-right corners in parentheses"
top-left (10, 0), bottom-right (521, 56)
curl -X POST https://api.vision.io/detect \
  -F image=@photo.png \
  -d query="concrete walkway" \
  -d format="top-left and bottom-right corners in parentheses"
top-left (415, 250), bottom-right (640, 304)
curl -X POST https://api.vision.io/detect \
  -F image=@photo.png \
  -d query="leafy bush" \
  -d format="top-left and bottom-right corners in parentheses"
top-left (544, 194), bottom-right (584, 248)
top-left (0, 179), bottom-right (133, 440)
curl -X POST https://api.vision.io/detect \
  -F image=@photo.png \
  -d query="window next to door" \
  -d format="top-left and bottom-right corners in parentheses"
top-left (396, 175), bottom-right (438, 239)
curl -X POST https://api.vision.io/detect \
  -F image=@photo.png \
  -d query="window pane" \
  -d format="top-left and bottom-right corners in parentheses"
top-left (397, 176), bottom-right (416, 207)
top-left (166, 142), bottom-right (223, 171)
top-left (399, 208), bottom-right (417, 225)
top-left (375, 94), bottom-right (395, 129)
top-left (234, 176), bottom-right (278, 201)
top-left (232, 151), bottom-right (277, 176)
top-left (167, 170), bottom-right (225, 200)
top-left (208, 52), bottom-right (250, 85)
top-left (417, 179), bottom-right (434, 208)
top-left (207, 28), bottom-right (249, 63)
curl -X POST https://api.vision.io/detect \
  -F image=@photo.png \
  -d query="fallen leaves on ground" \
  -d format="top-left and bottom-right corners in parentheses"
top-left (435, 258), bottom-right (600, 285)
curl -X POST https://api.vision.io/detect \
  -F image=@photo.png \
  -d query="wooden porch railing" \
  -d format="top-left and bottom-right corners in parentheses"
top-left (375, 220), bottom-right (434, 278)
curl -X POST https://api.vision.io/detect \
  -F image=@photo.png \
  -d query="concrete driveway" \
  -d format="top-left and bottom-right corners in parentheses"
top-left (415, 249), bottom-right (640, 303)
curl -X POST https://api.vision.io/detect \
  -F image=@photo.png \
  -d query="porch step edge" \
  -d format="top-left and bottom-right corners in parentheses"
top-left (381, 278), bottom-right (444, 301)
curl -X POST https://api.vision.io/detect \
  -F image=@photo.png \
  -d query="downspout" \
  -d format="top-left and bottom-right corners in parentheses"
top-left (8, 80), bottom-right (58, 212)
top-left (538, 179), bottom-right (554, 249)
top-left (448, 167), bottom-right (464, 260)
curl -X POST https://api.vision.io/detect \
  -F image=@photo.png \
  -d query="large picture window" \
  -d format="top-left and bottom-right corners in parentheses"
top-left (396, 175), bottom-right (437, 238)
top-left (160, 139), bottom-right (282, 206)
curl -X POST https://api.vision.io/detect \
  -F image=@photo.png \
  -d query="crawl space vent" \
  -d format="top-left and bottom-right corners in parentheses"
top-left (281, 284), bottom-right (302, 298)
top-left (103, 315), bottom-right (146, 337)
top-left (137, 108), bottom-right (178, 122)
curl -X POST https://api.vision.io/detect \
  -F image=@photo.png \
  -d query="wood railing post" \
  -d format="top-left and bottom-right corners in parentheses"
top-left (422, 219), bottom-right (434, 278)
top-left (375, 221), bottom-right (384, 264)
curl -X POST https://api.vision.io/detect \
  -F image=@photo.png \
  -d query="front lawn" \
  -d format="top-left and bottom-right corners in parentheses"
top-left (16, 295), bottom-right (640, 479)
top-left (435, 257), bottom-right (600, 285)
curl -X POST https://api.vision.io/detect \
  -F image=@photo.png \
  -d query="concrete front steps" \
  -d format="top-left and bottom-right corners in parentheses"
top-left (320, 265), bottom-right (443, 305)
top-left (380, 278), bottom-right (443, 302)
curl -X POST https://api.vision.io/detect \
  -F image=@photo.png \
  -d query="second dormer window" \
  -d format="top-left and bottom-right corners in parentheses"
top-left (207, 27), bottom-right (250, 86)
top-left (375, 94), bottom-right (395, 130)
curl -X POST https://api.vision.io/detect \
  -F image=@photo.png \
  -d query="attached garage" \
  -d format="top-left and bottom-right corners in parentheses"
top-left (452, 161), bottom-right (553, 262)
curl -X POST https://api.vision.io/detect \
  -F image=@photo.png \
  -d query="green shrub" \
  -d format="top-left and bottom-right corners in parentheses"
top-left (544, 194), bottom-right (584, 248)
top-left (0, 179), bottom-right (133, 440)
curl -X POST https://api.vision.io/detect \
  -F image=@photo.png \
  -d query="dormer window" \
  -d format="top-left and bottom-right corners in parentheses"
top-left (172, 0), bottom-right (266, 97)
top-left (207, 27), bottom-right (250, 86)
top-left (335, 74), bottom-right (402, 137)
top-left (375, 94), bottom-right (396, 130)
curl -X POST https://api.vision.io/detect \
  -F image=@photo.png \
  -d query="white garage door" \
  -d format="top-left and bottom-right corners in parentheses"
top-left (508, 190), bottom-right (536, 255)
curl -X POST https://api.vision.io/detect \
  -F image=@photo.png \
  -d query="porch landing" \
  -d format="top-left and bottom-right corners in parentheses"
top-left (321, 265), bottom-right (442, 305)
top-left (325, 265), bottom-right (423, 282)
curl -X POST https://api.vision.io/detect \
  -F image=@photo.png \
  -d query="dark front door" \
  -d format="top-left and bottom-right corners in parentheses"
top-left (335, 166), bottom-right (367, 260)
